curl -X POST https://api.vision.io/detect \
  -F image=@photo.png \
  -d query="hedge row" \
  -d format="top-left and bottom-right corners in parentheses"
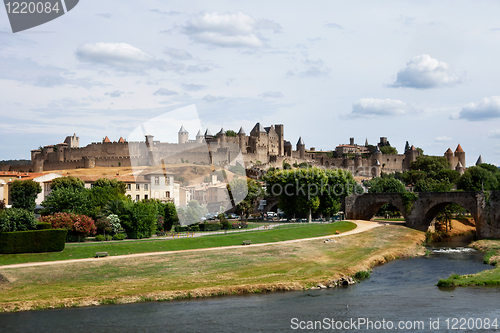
top-left (0, 229), bottom-right (68, 254)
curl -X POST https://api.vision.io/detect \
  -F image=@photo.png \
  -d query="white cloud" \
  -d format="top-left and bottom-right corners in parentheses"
top-left (348, 98), bottom-right (408, 118)
top-left (96, 13), bottom-right (111, 18)
top-left (182, 83), bottom-right (206, 91)
top-left (325, 22), bottom-right (343, 29)
top-left (163, 47), bottom-right (192, 60)
top-left (434, 136), bottom-right (452, 142)
top-left (203, 94), bottom-right (224, 102)
top-left (260, 91), bottom-right (284, 98)
top-left (105, 90), bottom-right (123, 97)
top-left (458, 96), bottom-right (500, 121)
top-left (390, 54), bottom-right (464, 89)
top-left (154, 88), bottom-right (178, 96)
top-left (75, 43), bottom-right (183, 72)
top-left (487, 129), bottom-right (500, 138)
top-left (183, 12), bottom-right (278, 48)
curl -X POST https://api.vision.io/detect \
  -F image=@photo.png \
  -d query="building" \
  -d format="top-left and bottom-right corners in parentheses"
top-left (23, 122), bottom-right (306, 172)
top-left (1, 171), bottom-right (62, 205)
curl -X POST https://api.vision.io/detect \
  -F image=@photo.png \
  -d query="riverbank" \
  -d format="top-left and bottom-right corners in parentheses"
top-left (437, 239), bottom-right (500, 287)
top-left (0, 224), bottom-right (425, 312)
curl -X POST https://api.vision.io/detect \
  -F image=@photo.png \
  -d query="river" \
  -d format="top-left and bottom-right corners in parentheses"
top-left (1, 235), bottom-right (499, 332)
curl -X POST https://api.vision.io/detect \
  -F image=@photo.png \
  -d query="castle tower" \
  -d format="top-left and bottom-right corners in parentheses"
top-left (297, 137), bottom-right (305, 160)
top-left (57, 143), bottom-right (68, 162)
top-left (365, 138), bottom-right (369, 146)
top-left (284, 141), bottom-right (292, 157)
top-left (455, 144), bottom-right (465, 168)
top-left (64, 133), bottom-right (79, 148)
top-left (275, 124), bottom-right (284, 156)
top-left (218, 128), bottom-right (226, 149)
top-left (455, 160), bottom-right (464, 175)
top-left (404, 145), bottom-right (419, 169)
top-left (444, 148), bottom-right (454, 165)
top-left (195, 130), bottom-right (204, 144)
top-left (204, 129), bottom-right (213, 141)
top-left (372, 159), bottom-right (381, 177)
top-left (237, 127), bottom-right (246, 153)
top-left (476, 155), bottom-right (485, 166)
top-left (372, 145), bottom-right (382, 160)
top-left (178, 126), bottom-right (189, 144)
top-left (354, 152), bottom-right (362, 169)
top-left (350, 138), bottom-right (355, 146)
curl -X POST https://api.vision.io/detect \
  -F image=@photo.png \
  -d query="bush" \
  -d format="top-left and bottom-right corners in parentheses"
top-left (119, 201), bottom-right (158, 239)
top-left (232, 222), bottom-right (248, 229)
top-left (190, 225), bottom-right (200, 232)
top-left (354, 270), bottom-right (371, 280)
top-left (36, 222), bottom-right (52, 230)
top-left (0, 229), bottom-right (67, 254)
top-left (199, 222), bottom-right (221, 231)
top-left (39, 212), bottom-right (96, 236)
top-left (0, 208), bottom-right (38, 232)
top-left (112, 233), bottom-right (126, 240)
top-left (95, 234), bottom-right (112, 241)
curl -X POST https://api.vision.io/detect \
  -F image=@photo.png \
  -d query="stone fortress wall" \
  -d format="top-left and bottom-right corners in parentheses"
top-left (14, 123), bottom-right (467, 177)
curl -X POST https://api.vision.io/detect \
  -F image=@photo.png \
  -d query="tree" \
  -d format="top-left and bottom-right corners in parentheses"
top-left (414, 178), bottom-right (453, 192)
top-left (93, 178), bottom-right (126, 194)
top-left (225, 130), bottom-right (237, 137)
top-left (380, 146), bottom-right (398, 154)
top-left (0, 208), bottom-right (37, 232)
top-left (264, 167), bottom-right (357, 221)
top-left (410, 156), bottom-right (450, 174)
top-left (228, 164), bottom-right (246, 176)
top-left (41, 186), bottom-right (90, 215)
top-left (400, 170), bottom-right (427, 185)
top-left (457, 166), bottom-right (499, 191)
top-left (177, 200), bottom-right (207, 226)
top-left (365, 177), bottom-right (405, 193)
top-left (118, 200), bottom-right (158, 238)
top-left (51, 176), bottom-right (85, 191)
top-left (404, 141), bottom-right (410, 153)
top-left (227, 178), bottom-right (261, 221)
top-left (10, 179), bottom-right (42, 211)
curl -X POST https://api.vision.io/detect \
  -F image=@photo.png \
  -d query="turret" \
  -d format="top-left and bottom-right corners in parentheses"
top-left (476, 155), bottom-right (485, 166)
top-left (195, 130), bottom-right (204, 144)
top-left (354, 152), bottom-right (362, 168)
top-left (237, 127), bottom-right (246, 152)
top-left (284, 141), bottom-right (292, 157)
top-left (275, 124), bottom-right (284, 156)
top-left (404, 145), bottom-right (419, 169)
top-left (297, 137), bottom-right (305, 160)
top-left (218, 128), bottom-right (226, 149)
top-left (178, 126), bottom-right (189, 144)
top-left (372, 159), bottom-right (381, 177)
top-left (455, 161), bottom-right (464, 175)
top-left (455, 144), bottom-right (465, 169)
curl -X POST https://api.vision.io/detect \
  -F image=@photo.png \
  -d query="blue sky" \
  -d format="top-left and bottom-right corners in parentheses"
top-left (0, 0), bottom-right (499, 166)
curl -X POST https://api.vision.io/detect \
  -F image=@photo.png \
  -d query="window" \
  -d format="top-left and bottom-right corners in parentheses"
top-left (165, 191), bottom-right (170, 198)
top-left (136, 195), bottom-right (140, 201)
top-left (144, 184), bottom-right (148, 190)
top-left (165, 176), bottom-right (170, 185)
top-left (154, 177), bottom-right (159, 185)
top-left (144, 194), bottom-right (148, 200)
top-left (136, 184), bottom-right (140, 190)
top-left (127, 184), bottom-right (131, 190)
top-left (91, 184), bottom-right (94, 188)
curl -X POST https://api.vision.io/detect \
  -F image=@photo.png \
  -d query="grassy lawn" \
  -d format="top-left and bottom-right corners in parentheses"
top-left (0, 225), bottom-right (425, 312)
top-left (0, 222), bottom-right (356, 266)
top-left (437, 239), bottom-right (500, 287)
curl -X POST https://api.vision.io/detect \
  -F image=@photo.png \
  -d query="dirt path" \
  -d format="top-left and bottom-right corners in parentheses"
top-left (0, 220), bottom-right (382, 270)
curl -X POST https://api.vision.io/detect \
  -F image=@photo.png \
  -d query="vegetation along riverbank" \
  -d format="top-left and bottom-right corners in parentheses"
top-left (0, 224), bottom-right (425, 312)
top-left (437, 240), bottom-right (500, 287)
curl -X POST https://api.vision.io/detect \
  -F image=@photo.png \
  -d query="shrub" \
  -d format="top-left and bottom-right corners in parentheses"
top-left (354, 270), bottom-right (371, 280)
top-left (232, 222), bottom-right (248, 229)
top-left (0, 229), bottom-right (67, 254)
top-left (95, 234), bottom-right (105, 241)
top-left (0, 208), bottom-right (38, 232)
top-left (9, 179), bottom-right (41, 211)
top-left (36, 222), bottom-right (52, 230)
top-left (113, 233), bottom-right (126, 240)
top-left (119, 201), bottom-right (157, 239)
top-left (39, 212), bottom-right (96, 236)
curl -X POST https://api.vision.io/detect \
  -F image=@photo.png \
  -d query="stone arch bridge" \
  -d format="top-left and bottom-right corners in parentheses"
top-left (345, 191), bottom-right (500, 239)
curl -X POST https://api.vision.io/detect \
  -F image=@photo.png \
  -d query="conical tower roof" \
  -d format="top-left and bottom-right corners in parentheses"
top-left (204, 129), bottom-right (212, 136)
top-left (218, 127), bottom-right (225, 135)
top-left (118, 137), bottom-right (126, 143)
top-left (297, 137), bottom-right (304, 145)
top-left (238, 127), bottom-right (245, 135)
top-left (476, 155), bottom-right (485, 165)
top-left (373, 146), bottom-right (382, 154)
top-left (375, 159), bottom-right (381, 166)
top-left (196, 130), bottom-right (203, 137)
top-left (445, 148), bottom-right (453, 155)
top-left (103, 136), bottom-right (111, 143)
top-left (179, 125), bottom-right (188, 133)
top-left (410, 145), bottom-right (416, 151)
top-left (251, 122), bottom-right (266, 133)
top-left (457, 161), bottom-right (463, 168)
top-left (455, 144), bottom-right (464, 153)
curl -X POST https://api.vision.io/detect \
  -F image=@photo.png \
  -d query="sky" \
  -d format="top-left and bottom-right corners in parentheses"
top-left (0, 0), bottom-right (499, 166)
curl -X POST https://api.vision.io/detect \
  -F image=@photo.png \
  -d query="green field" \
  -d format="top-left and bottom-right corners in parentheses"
top-left (0, 222), bottom-right (356, 266)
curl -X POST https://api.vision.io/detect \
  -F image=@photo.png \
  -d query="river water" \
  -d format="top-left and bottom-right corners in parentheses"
top-left (1, 236), bottom-right (499, 332)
